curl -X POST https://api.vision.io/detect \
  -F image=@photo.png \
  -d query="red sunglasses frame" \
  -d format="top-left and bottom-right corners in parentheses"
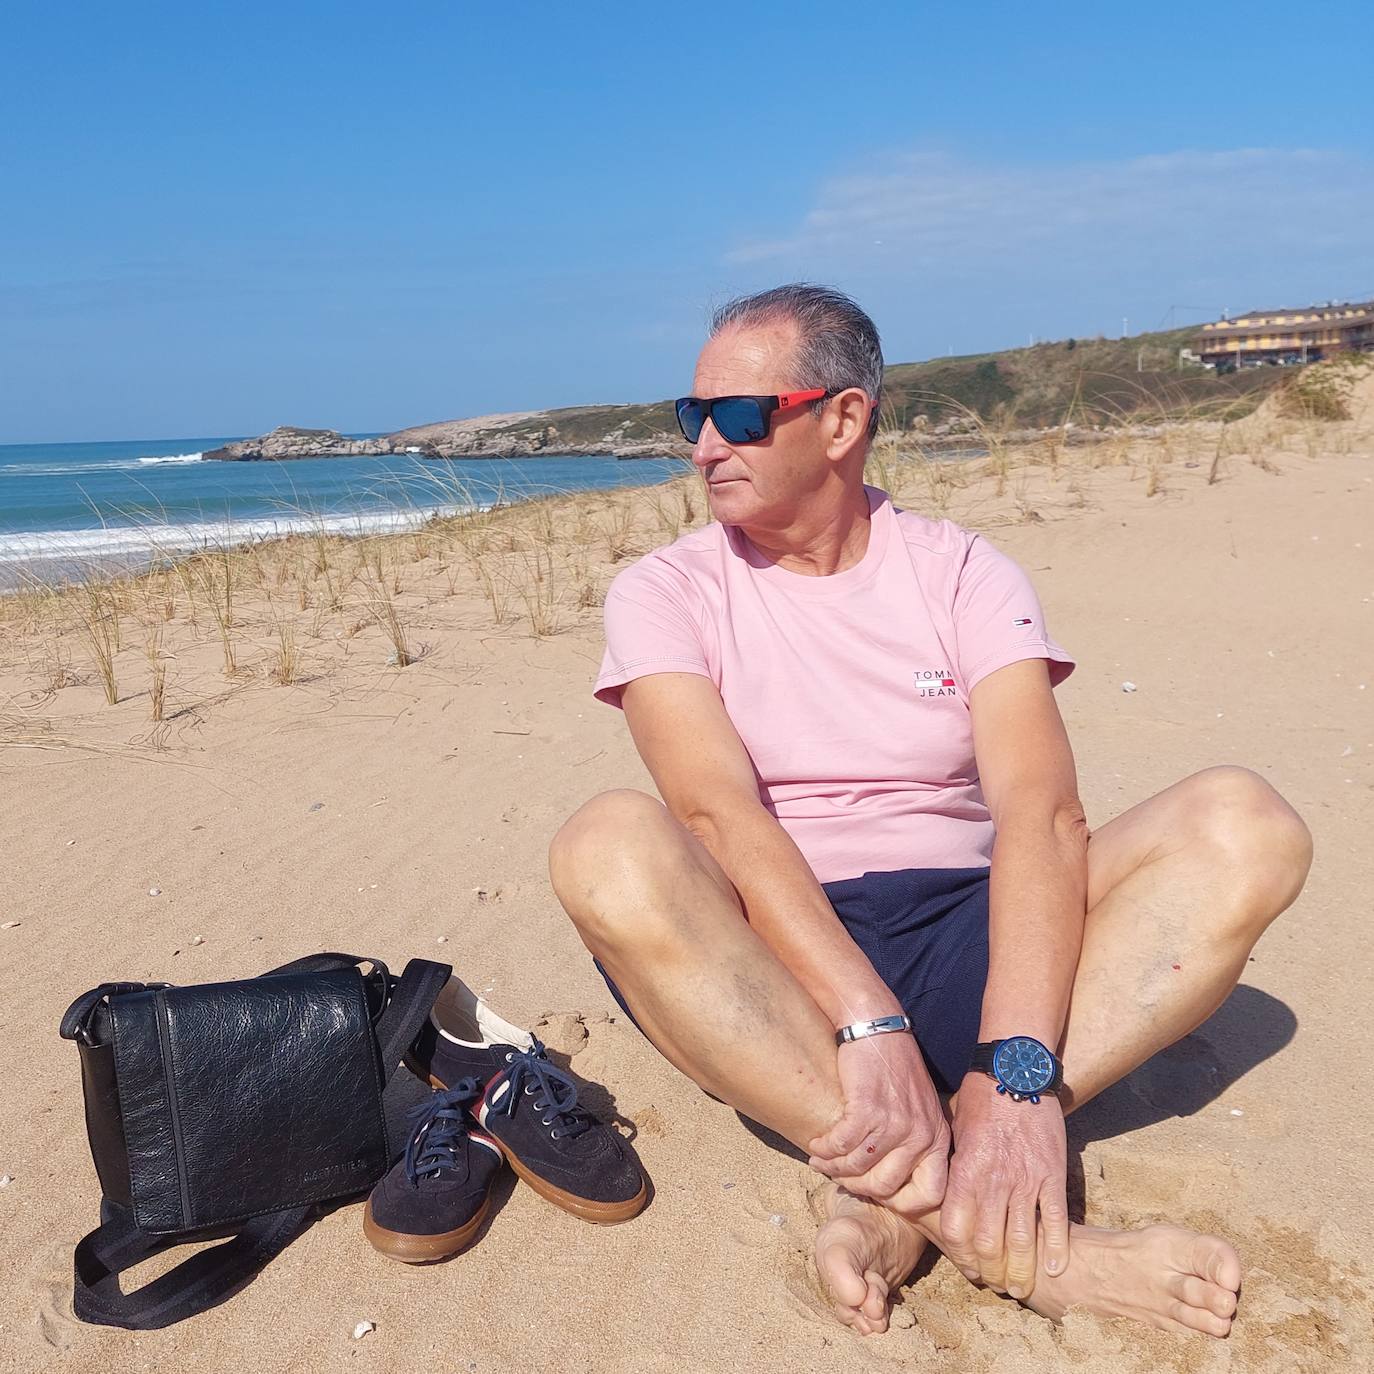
top-left (674, 389), bottom-right (828, 444)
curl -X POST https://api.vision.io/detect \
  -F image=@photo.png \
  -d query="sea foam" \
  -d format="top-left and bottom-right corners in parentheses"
top-left (0, 451), bottom-right (204, 476)
top-left (0, 502), bottom-right (482, 567)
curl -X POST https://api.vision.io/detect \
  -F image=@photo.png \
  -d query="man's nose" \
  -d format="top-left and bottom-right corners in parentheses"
top-left (691, 417), bottom-right (732, 469)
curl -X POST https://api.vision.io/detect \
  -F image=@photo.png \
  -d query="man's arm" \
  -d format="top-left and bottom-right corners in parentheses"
top-left (977, 662), bottom-right (1088, 1047)
top-left (940, 657), bottom-right (1087, 1298)
top-left (623, 673), bottom-right (894, 1029)
top-left (621, 670), bottom-right (949, 1204)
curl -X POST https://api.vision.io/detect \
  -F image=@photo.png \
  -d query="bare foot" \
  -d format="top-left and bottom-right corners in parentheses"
top-left (1025, 1224), bottom-right (1241, 1339)
top-left (813, 1185), bottom-right (926, 1336)
top-left (814, 1185), bottom-right (1241, 1341)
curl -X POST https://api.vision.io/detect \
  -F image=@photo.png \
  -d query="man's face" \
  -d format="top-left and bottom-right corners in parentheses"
top-left (688, 321), bottom-right (830, 529)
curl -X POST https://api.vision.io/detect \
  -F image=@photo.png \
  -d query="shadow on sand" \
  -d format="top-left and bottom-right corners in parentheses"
top-left (1069, 982), bottom-right (1297, 1145)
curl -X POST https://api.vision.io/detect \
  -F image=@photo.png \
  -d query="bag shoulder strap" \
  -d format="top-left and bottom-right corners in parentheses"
top-left (71, 955), bottom-right (452, 1329)
top-left (377, 959), bottom-right (452, 1158)
top-left (73, 1203), bottom-right (313, 1330)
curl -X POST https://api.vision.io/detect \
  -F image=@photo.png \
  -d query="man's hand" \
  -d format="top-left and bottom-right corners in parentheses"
top-left (806, 1032), bottom-right (950, 1211)
top-left (940, 1073), bottom-right (1070, 1299)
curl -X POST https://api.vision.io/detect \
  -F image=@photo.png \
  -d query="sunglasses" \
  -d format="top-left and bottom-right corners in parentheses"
top-left (674, 389), bottom-right (827, 445)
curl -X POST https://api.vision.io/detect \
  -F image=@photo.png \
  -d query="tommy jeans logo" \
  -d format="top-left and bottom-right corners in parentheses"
top-left (1012, 617), bottom-right (1033, 627)
top-left (914, 669), bottom-right (957, 698)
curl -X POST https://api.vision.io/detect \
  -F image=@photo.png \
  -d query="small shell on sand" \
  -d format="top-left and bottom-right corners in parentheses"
top-left (353, 1320), bottom-right (375, 1340)
top-left (191, 935), bottom-right (204, 946)
top-left (1121, 681), bottom-right (1138, 693)
top-left (148, 887), bottom-right (162, 897)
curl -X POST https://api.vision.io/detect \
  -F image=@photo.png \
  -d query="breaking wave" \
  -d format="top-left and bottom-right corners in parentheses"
top-left (0, 502), bottom-right (482, 567)
top-left (0, 451), bottom-right (205, 476)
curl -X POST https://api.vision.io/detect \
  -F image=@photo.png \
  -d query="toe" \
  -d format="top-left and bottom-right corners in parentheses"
top-left (1169, 1298), bottom-right (1233, 1338)
top-left (1171, 1273), bottom-right (1238, 1321)
top-left (815, 1226), bottom-right (871, 1311)
top-left (1192, 1235), bottom-right (1242, 1293)
top-left (832, 1301), bottom-right (864, 1331)
top-left (859, 1270), bottom-right (890, 1325)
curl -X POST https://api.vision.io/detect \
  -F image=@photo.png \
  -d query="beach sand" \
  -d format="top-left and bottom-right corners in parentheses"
top-left (2, 380), bottom-right (1372, 1372)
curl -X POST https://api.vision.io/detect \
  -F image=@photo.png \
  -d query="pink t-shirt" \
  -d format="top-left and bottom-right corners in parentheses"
top-left (594, 485), bottom-right (1075, 884)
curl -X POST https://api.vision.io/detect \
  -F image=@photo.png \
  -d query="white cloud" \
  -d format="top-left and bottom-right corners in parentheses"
top-left (729, 146), bottom-right (1371, 278)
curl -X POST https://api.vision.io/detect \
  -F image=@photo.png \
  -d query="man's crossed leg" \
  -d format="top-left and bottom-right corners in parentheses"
top-left (548, 765), bottom-right (1312, 1338)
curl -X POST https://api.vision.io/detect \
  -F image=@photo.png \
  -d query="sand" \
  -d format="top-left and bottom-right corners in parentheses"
top-left (2, 378), bottom-right (1372, 1372)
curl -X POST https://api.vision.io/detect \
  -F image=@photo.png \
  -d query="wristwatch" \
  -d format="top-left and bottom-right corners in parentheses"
top-left (835, 1014), bottom-right (913, 1046)
top-left (970, 1036), bottom-right (1064, 1103)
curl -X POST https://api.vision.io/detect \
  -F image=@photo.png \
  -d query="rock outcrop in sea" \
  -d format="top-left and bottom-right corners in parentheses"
top-left (203, 427), bottom-right (391, 461)
top-left (204, 408), bottom-right (691, 463)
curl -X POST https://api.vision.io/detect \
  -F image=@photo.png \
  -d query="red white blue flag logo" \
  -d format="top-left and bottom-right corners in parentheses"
top-left (913, 669), bottom-right (958, 696)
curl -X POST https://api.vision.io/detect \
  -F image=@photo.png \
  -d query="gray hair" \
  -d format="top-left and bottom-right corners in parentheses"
top-left (709, 283), bottom-right (884, 442)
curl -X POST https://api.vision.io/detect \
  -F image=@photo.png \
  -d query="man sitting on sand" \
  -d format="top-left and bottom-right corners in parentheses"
top-left (549, 284), bottom-right (1313, 1338)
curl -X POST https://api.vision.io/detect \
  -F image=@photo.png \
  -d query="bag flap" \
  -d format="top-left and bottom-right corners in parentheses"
top-left (112, 967), bottom-right (387, 1233)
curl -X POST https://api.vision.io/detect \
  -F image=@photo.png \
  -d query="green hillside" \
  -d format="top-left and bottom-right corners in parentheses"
top-left (880, 327), bottom-right (1281, 430)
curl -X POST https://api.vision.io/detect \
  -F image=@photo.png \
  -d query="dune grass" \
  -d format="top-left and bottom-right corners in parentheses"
top-left (2, 362), bottom-right (1364, 734)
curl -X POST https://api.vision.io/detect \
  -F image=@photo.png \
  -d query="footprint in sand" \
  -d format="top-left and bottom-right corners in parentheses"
top-left (726, 1173), bottom-right (813, 1252)
top-left (533, 1010), bottom-right (591, 1058)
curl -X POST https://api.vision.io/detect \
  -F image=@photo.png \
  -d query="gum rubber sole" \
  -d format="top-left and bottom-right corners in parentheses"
top-left (363, 1194), bottom-right (492, 1263)
top-left (416, 1065), bottom-right (648, 1226)
top-left (501, 1146), bottom-right (647, 1224)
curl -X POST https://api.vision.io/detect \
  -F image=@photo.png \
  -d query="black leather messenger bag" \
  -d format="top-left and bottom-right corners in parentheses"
top-left (59, 952), bottom-right (451, 1329)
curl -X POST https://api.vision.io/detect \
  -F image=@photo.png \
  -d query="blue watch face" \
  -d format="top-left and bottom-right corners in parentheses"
top-left (993, 1037), bottom-right (1055, 1096)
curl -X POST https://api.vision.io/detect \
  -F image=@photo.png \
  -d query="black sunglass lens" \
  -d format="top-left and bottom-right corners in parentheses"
top-left (712, 397), bottom-right (768, 444)
top-left (675, 399), bottom-right (705, 442)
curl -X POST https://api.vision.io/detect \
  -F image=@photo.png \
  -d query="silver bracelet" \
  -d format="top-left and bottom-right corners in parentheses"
top-left (835, 1014), bottom-right (913, 1046)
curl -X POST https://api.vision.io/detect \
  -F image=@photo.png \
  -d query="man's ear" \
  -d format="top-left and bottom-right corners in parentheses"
top-left (826, 387), bottom-right (873, 462)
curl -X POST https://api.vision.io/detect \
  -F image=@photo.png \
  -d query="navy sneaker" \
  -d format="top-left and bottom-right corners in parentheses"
top-left (363, 1079), bottom-right (504, 1263)
top-left (409, 978), bottom-right (647, 1225)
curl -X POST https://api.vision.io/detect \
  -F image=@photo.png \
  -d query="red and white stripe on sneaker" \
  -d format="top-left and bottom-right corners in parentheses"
top-left (469, 1130), bottom-right (502, 1161)
top-left (476, 1070), bottom-right (514, 1129)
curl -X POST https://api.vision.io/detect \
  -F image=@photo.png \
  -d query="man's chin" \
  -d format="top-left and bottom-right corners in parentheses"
top-left (707, 479), bottom-right (752, 516)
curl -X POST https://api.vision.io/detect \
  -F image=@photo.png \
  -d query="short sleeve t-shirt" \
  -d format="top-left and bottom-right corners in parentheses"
top-left (593, 485), bottom-right (1075, 884)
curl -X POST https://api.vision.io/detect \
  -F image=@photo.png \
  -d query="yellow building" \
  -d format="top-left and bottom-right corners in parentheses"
top-left (1196, 300), bottom-right (1374, 370)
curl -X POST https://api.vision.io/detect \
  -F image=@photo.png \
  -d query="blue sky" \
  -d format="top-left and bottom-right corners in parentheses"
top-left (2, 1), bottom-right (1371, 442)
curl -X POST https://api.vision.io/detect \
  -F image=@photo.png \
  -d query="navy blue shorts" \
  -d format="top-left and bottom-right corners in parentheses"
top-left (595, 865), bottom-right (989, 1096)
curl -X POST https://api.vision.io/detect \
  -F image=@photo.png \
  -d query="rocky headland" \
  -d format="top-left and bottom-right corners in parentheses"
top-left (204, 408), bottom-right (693, 463)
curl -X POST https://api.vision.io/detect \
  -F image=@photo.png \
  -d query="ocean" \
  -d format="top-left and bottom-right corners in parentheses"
top-left (0, 437), bottom-right (689, 588)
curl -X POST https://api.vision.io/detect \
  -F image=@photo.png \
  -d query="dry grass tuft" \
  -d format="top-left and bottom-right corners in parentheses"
top-left (270, 621), bottom-right (300, 684)
top-left (515, 544), bottom-right (560, 638)
top-left (357, 568), bottom-right (413, 666)
top-left (76, 583), bottom-right (120, 705)
top-left (143, 619), bottom-right (167, 721)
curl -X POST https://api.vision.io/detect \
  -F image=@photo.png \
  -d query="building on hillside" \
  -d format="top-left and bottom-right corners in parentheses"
top-left (1195, 300), bottom-right (1374, 371)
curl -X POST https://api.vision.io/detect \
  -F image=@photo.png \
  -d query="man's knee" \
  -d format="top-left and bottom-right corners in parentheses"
top-left (549, 789), bottom-right (682, 943)
top-left (1185, 766), bottom-right (1313, 926)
